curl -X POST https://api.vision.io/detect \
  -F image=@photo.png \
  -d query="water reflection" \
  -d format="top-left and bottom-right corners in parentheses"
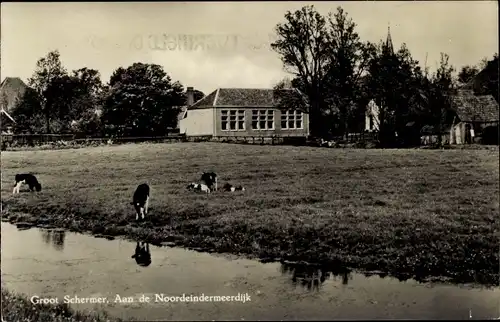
top-left (131, 242), bottom-right (152, 267)
top-left (40, 229), bottom-right (66, 251)
top-left (280, 262), bottom-right (352, 291)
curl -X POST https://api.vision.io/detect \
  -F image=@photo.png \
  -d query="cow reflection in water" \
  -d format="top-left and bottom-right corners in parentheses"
top-left (131, 242), bottom-right (151, 267)
top-left (40, 229), bottom-right (66, 251)
top-left (280, 262), bottom-right (352, 291)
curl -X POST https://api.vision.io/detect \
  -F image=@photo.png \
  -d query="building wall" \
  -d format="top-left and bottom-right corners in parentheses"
top-left (213, 107), bottom-right (309, 137)
top-left (179, 108), bottom-right (214, 136)
top-left (365, 100), bottom-right (380, 132)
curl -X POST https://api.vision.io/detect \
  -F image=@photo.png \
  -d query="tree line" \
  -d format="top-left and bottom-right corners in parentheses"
top-left (8, 51), bottom-right (204, 137)
top-left (271, 5), bottom-right (498, 146)
top-left (5, 5), bottom-right (498, 145)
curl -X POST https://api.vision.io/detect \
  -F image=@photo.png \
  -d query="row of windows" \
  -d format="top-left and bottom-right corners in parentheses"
top-left (221, 110), bottom-right (303, 131)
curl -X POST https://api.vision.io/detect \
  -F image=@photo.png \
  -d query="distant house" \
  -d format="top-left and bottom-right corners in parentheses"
top-left (178, 87), bottom-right (310, 138)
top-left (0, 77), bottom-right (28, 113)
top-left (448, 88), bottom-right (499, 144)
top-left (365, 99), bottom-right (380, 132)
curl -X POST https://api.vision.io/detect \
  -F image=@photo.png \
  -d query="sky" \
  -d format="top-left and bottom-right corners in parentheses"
top-left (1, 1), bottom-right (498, 95)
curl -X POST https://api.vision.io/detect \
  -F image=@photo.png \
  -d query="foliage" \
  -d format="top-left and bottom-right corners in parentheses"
top-left (101, 63), bottom-right (185, 137)
top-left (365, 39), bottom-right (426, 146)
top-left (270, 5), bottom-right (332, 137)
top-left (26, 50), bottom-right (68, 133)
top-left (192, 89), bottom-right (205, 103)
top-left (10, 88), bottom-right (45, 133)
top-left (473, 53), bottom-right (499, 102)
top-left (457, 65), bottom-right (479, 85)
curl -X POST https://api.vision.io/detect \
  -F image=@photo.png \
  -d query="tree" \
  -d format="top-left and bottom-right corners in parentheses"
top-left (424, 53), bottom-right (455, 146)
top-left (101, 63), bottom-right (185, 137)
top-left (365, 37), bottom-right (425, 146)
top-left (271, 5), bottom-right (374, 138)
top-left (67, 68), bottom-right (104, 135)
top-left (10, 89), bottom-right (45, 133)
top-left (27, 50), bottom-right (67, 133)
top-left (473, 53), bottom-right (499, 102)
top-left (270, 5), bottom-right (331, 138)
top-left (457, 65), bottom-right (479, 85)
top-left (322, 7), bottom-right (375, 138)
top-left (192, 89), bottom-right (205, 103)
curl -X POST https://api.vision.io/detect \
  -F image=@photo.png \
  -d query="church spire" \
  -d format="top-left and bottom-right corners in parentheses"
top-left (384, 23), bottom-right (394, 55)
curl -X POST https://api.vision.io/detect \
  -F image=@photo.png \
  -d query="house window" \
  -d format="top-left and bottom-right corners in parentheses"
top-left (222, 110), bottom-right (245, 131)
top-left (369, 115), bottom-right (373, 130)
top-left (251, 110), bottom-right (275, 130)
top-left (221, 110), bottom-right (228, 131)
top-left (281, 110), bottom-right (303, 129)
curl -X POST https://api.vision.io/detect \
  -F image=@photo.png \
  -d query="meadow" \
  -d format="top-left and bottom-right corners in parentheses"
top-left (1, 143), bottom-right (499, 285)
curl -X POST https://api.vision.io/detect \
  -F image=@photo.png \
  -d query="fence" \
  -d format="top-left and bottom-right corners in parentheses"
top-left (0, 133), bottom-right (187, 150)
top-left (0, 131), bottom-right (379, 151)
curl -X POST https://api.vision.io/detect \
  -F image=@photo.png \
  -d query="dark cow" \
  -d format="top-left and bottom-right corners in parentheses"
top-left (131, 183), bottom-right (150, 221)
top-left (201, 172), bottom-right (217, 192)
top-left (13, 173), bottom-right (42, 194)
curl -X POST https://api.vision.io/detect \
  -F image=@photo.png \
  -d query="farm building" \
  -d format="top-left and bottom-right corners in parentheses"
top-left (0, 77), bottom-right (28, 113)
top-left (448, 88), bottom-right (499, 145)
top-left (420, 124), bottom-right (452, 146)
top-left (178, 87), bottom-right (310, 138)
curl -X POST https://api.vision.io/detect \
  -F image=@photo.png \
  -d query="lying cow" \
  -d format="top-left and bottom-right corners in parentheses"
top-left (187, 182), bottom-right (211, 194)
top-left (222, 183), bottom-right (245, 192)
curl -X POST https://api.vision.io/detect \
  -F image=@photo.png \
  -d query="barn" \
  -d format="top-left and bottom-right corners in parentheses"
top-left (178, 87), bottom-right (310, 138)
top-left (449, 89), bottom-right (499, 145)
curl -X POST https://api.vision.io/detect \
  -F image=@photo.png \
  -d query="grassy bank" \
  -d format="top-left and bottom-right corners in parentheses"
top-left (1, 143), bottom-right (499, 286)
top-left (1, 288), bottom-right (120, 322)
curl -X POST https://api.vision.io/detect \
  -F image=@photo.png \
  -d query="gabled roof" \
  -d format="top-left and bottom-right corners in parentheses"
top-left (188, 88), bottom-right (307, 110)
top-left (450, 90), bottom-right (499, 122)
top-left (0, 77), bottom-right (28, 112)
top-left (177, 106), bottom-right (188, 121)
top-left (1, 108), bottom-right (16, 123)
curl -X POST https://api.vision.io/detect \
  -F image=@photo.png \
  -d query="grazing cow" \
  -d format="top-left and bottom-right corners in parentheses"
top-left (187, 182), bottom-right (211, 194)
top-left (131, 183), bottom-right (150, 221)
top-left (201, 172), bottom-right (217, 192)
top-left (131, 242), bottom-right (151, 267)
top-left (13, 173), bottom-right (42, 195)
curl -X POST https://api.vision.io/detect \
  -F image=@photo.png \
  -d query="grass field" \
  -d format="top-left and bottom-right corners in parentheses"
top-left (1, 143), bottom-right (499, 285)
top-left (1, 288), bottom-right (120, 322)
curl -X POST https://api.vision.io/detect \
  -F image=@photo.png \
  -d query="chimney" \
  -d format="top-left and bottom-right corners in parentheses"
top-left (187, 87), bottom-right (194, 106)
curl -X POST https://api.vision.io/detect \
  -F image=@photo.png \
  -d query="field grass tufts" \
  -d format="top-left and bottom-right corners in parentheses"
top-left (1, 143), bottom-right (499, 286)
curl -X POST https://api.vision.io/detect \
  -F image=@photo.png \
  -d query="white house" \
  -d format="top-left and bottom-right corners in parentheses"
top-left (179, 87), bottom-right (310, 138)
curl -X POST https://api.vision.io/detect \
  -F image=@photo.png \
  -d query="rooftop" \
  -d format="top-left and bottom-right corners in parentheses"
top-left (450, 90), bottom-right (499, 123)
top-left (188, 88), bottom-right (307, 109)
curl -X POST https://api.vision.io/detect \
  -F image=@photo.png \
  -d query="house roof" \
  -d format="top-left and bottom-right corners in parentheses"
top-left (177, 106), bottom-right (188, 121)
top-left (450, 90), bottom-right (499, 122)
top-left (188, 88), bottom-right (307, 110)
top-left (1, 108), bottom-right (16, 123)
top-left (0, 77), bottom-right (28, 112)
